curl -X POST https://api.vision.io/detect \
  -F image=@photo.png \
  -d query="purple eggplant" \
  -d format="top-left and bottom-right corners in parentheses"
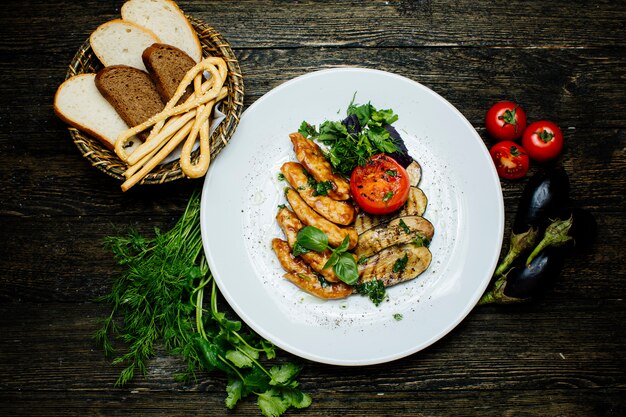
top-left (494, 167), bottom-right (570, 276)
top-left (479, 207), bottom-right (596, 305)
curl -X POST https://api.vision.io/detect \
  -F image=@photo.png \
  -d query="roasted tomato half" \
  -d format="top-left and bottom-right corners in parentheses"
top-left (350, 154), bottom-right (410, 215)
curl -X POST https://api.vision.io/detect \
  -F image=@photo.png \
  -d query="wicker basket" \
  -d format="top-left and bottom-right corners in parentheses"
top-left (64, 17), bottom-right (244, 184)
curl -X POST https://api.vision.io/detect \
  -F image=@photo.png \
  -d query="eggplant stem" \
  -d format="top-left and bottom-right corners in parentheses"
top-left (477, 291), bottom-right (496, 305)
top-left (526, 216), bottom-right (574, 265)
top-left (494, 228), bottom-right (539, 276)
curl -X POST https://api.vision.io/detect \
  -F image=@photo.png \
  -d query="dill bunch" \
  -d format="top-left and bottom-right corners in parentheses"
top-left (95, 191), bottom-right (311, 416)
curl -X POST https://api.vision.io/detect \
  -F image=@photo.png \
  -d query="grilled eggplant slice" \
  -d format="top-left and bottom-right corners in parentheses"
top-left (358, 243), bottom-right (432, 287)
top-left (281, 161), bottom-right (356, 225)
top-left (354, 216), bottom-right (434, 258)
top-left (406, 160), bottom-right (422, 187)
top-left (354, 187), bottom-right (428, 235)
top-left (276, 207), bottom-right (341, 283)
top-left (271, 238), bottom-right (353, 299)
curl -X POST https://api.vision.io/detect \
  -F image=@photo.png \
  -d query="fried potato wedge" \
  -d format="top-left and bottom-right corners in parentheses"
top-left (289, 132), bottom-right (350, 201)
top-left (281, 161), bottom-right (356, 225)
top-left (285, 188), bottom-right (358, 249)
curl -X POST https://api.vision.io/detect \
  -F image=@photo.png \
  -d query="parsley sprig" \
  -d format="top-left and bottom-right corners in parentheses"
top-left (96, 191), bottom-right (310, 416)
top-left (298, 97), bottom-right (400, 177)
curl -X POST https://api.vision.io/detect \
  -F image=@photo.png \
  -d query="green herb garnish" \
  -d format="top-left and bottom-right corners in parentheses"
top-left (393, 313), bottom-right (403, 321)
top-left (413, 235), bottom-right (430, 247)
top-left (313, 180), bottom-right (333, 197)
top-left (355, 280), bottom-right (387, 306)
top-left (399, 218), bottom-right (411, 234)
top-left (299, 96), bottom-right (400, 177)
top-left (392, 253), bottom-right (409, 273)
top-left (383, 191), bottom-right (394, 202)
top-left (386, 169), bottom-right (398, 177)
top-left (294, 227), bottom-right (358, 285)
top-left (277, 172), bottom-right (285, 181)
top-left (96, 191), bottom-right (310, 416)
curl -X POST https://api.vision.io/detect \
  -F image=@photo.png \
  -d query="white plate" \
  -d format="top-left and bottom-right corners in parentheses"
top-left (200, 68), bottom-right (504, 366)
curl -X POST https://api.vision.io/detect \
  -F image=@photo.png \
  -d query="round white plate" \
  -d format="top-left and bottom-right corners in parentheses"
top-left (200, 68), bottom-right (504, 366)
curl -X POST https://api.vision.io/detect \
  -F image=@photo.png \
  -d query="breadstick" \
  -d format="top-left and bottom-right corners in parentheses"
top-left (126, 110), bottom-right (197, 166)
top-left (114, 81), bottom-right (221, 161)
top-left (180, 87), bottom-right (227, 178)
top-left (115, 57), bottom-right (226, 161)
top-left (121, 119), bottom-right (194, 192)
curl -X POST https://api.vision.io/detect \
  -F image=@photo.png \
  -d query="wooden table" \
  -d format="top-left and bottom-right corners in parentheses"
top-left (1, 1), bottom-right (625, 415)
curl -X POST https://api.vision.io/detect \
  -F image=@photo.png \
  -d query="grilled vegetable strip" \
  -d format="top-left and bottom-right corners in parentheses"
top-left (285, 188), bottom-right (358, 249)
top-left (354, 216), bottom-right (434, 258)
top-left (289, 132), bottom-right (351, 201)
top-left (271, 239), bottom-right (353, 299)
top-left (405, 160), bottom-right (422, 187)
top-left (281, 162), bottom-right (356, 225)
top-left (276, 207), bottom-right (340, 283)
top-left (354, 187), bottom-right (428, 235)
top-left (358, 244), bottom-right (432, 287)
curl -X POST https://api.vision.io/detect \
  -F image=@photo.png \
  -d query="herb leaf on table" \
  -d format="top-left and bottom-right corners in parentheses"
top-left (95, 191), bottom-right (310, 416)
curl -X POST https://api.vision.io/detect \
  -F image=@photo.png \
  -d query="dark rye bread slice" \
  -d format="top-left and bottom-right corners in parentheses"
top-left (142, 43), bottom-right (197, 104)
top-left (95, 65), bottom-right (165, 134)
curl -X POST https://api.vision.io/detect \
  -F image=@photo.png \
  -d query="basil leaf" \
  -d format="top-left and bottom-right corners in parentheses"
top-left (295, 226), bottom-right (328, 252)
top-left (292, 242), bottom-right (309, 257)
top-left (322, 251), bottom-right (340, 269)
top-left (335, 235), bottom-right (350, 253)
top-left (333, 253), bottom-right (359, 285)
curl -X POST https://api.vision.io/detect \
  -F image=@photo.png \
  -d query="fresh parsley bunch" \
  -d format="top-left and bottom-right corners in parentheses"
top-left (299, 98), bottom-right (400, 177)
top-left (96, 191), bottom-right (311, 417)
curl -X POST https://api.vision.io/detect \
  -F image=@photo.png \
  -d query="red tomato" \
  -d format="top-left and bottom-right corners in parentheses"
top-left (485, 101), bottom-right (527, 141)
top-left (489, 141), bottom-right (530, 180)
top-left (521, 120), bottom-right (564, 162)
top-left (350, 154), bottom-right (410, 215)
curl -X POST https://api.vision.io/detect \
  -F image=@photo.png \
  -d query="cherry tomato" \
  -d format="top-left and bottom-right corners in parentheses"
top-left (521, 120), bottom-right (564, 162)
top-left (350, 154), bottom-right (410, 215)
top-left (485, 101), bottom-right (527, 141)
top-left (489, 141), bottom-right (530, 180)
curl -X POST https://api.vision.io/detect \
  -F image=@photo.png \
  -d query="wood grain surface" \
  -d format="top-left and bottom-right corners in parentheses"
top-left (0, 1), bottom-right (624, 416)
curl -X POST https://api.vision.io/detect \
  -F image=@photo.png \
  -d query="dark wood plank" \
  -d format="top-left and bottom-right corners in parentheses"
top-left (2, 0), bottom-right (626, 49)
top-left (1, 0), bottom-right (625, 416)
top-left (1, 388), bottom-right (624, 417)
top-left (1, 301), bottom-right (625, 391)
top-left (0, 302), bottom-right (624, 415)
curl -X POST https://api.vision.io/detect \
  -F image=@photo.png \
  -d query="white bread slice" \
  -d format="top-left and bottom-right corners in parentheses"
top-left (89, 19), bottom-right (160, 72)
top-left (121, 0), bottom-right (202, 63)
top-left (54, 74), bottom-right (140, 154)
